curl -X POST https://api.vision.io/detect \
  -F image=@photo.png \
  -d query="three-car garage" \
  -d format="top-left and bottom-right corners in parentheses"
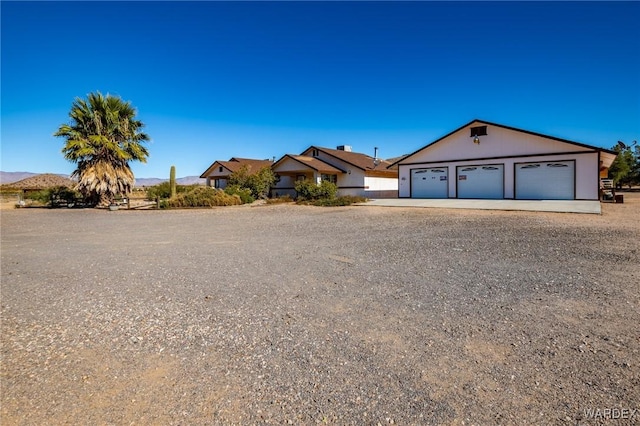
top-left (397, 120), bottom-right (617, 201)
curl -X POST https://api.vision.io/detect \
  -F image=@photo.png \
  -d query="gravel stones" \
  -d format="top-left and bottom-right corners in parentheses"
top-left (1, 199), bottom-right (639, 424)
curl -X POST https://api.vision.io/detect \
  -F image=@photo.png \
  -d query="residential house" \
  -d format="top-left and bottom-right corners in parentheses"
top-left (271, 146), bottom-right (398, 198)
top-left (200, 157), bottom-right (273, 189)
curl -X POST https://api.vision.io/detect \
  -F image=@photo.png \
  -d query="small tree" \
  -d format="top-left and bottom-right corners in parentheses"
top-left (609, 143), bottom-right (639, 188)
top-left (54, 91), bottom-right (149, 206)
top-left (228, 165), bottom-right (275, 199)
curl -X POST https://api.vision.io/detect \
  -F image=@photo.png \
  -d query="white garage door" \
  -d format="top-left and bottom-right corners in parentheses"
top-left (515, 161), bottom-right (575, 200)
top-left (457, 165), bottom-right (504, 199)
top-left (411, 167), bottom-right (448, 198)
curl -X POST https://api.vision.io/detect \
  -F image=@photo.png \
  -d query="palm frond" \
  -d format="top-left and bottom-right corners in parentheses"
top-left (54, 91), bottom-right (150, 205)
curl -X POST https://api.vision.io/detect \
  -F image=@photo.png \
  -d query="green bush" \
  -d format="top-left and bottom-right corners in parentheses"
top-left (24, 186), bottom-right (82, 207)
top-left (50, 186), bottom-right (82, 206)
top-left (228, 165), bottom-right (275, 199)
top-left (294, 179), bottom-right (338, 200)
top-left (224, 184), bottom-right (255, 204)
top-left (146, 182), bottom-right (190, 200)
top-left (25, 189), bottom-right (51, 204)
top-left (167, 186), bottom-right (242, 208)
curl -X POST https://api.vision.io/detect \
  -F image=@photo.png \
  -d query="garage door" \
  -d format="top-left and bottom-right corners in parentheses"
top-left (515, 161), bottom-right (575, 200)
top-left (411, 167), bottom-right (448, 198)
top-left (457, 165), bottom-right (504, 199)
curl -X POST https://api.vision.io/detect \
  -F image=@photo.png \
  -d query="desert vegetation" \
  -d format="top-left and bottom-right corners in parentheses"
top-left (54, 91), bottom-right (149, 207)
top-left (294, 179), bottom-right (367, 206)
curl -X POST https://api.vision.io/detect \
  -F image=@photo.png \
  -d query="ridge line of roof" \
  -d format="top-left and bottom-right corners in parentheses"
top-left (387, 119), bottom-right (617, 168)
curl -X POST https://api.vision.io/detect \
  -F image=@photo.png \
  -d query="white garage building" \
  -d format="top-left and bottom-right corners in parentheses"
top-left (394, 120), bottom-right (617, 201)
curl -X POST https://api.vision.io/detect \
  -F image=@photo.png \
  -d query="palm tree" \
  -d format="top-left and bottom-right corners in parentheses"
top-left (54, 92), bottom-right (150, 206)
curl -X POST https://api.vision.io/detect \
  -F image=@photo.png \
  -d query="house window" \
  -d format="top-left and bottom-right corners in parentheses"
top-left (312, 149), bottom-right (319, 157)
top-left (470, 126), bottom-right (488, 137)
top-left (321, 174), bottom-right (337, 184)
top-left (296, 175), bottom-right (306, 181)
top-left (219, 166), bottom-right (223, 172)
top-left (214, 179), bottom-right (221, 188)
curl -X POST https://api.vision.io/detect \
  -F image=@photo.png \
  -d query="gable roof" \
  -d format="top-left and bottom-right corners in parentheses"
top-left (200, 157), bottom-right (273, 178)
top-left (303, 146), bottom-right (396, 175)
top-left (272, 154), bottom-right (345, 174)
top-left (389, 119), bottom-right (618, 168)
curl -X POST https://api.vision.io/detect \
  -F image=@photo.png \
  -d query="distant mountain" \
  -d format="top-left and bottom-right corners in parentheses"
top-left (134, 176), bottom-right (206, 187)
top-left (3, 174), bottom-right (76, 189)
top-left (0, 171), bottom-right (205, 187)
top-left (0, 171), bottom-right (57, 184)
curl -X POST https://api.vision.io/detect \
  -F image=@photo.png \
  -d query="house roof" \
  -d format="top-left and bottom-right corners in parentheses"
top-left (388, 119), bottom-right (618, 168)
top-left (200, 157), bottom-right (273, 178)
top-left (272, 154), bottom-right (345, 174)
top-left (303, 146), bottom-right (397, 176)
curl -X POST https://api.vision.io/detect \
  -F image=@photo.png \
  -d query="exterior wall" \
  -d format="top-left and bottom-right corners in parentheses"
top-left (404, 124), bottom-right (589, 165)
top-left (205, 177), bottom-right (229, 188)
top-left (273, 157), bottom-right (309, 173)
top-left (203, 164), bottom-right (231, 188)
top-left (399, 152), bottom-right (599, 200)
top-left (364, 176), bottom-right (398, 198)
top-left (365, 176), bottom-right (398, 191)
top-left (335, 168), bottom-right (367, 192)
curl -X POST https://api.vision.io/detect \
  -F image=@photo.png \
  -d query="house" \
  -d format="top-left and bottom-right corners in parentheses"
top-left (391, 119), bottom-right (617, 200)
top-left (200, 157), bottom-right (273, 189)
top-left (271, 146), bottom-right (398, 198)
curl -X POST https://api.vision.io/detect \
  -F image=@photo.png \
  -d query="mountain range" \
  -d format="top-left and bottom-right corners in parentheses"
top-left (0, 171), bottom-right (205, 187)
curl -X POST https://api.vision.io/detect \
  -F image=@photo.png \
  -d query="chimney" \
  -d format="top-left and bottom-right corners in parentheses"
top-left (337, 145), bottom-right (352, 152)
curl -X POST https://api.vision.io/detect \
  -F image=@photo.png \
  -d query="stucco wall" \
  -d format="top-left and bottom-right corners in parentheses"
top-left (365, 176), bottom-right (398, 191)
top-left (403, 124), bottom-right (589, 165)
top-left (399, 152), bottom-right (599, 200)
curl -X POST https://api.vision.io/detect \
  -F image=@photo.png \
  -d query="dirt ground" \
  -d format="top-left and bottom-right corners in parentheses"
top-left (1, 195), bottom-right (638, 425)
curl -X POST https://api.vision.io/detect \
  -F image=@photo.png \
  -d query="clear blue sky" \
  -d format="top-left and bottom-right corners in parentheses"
top-left (2, 1), bottom-right (639, 178)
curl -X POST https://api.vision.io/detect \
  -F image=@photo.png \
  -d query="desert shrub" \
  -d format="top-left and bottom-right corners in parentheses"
top-left (146, 182), bottom-right (190, 200)
top-left (25, 189), bottom-right (51, 204)
top-left (294, 180), bottom-right (338, 200)
top-left (49, 186), bottom-right (82, 207)
top-left (309, 195), bottom-right (368, 207)
top-left (318, 180), bottom-right (338, 199)
top-left (23, 186), bottom-right (82, 207)
top-left (224, 184), bottom-right (255, 204)
top-left (167, 186), bottom-right (242, 207)
top-left (229, 165), bottom-right (275, 199)
top-left (266, 194), bottom-right (293, 204)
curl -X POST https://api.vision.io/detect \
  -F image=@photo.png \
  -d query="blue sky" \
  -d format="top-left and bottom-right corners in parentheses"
top-left (2, 1), bottom-right (639, 178)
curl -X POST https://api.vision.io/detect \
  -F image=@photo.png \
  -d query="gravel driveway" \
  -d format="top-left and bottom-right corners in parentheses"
top-left (2, 196), bottom-right (639, 425)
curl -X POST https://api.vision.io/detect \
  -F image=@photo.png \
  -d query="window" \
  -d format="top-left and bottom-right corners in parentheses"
top-left (296, 175), bottom-right (306, 181)
top-left (312, 149), bottom-right (319, 157)
top-left (470, 126), bottom-right (488, 137)
top-left (321, 174), bottom-right (337, 184)
top-left (219, 166), bottom-right (223, 172)
top-left (214, 179), bottom-right (221, 188)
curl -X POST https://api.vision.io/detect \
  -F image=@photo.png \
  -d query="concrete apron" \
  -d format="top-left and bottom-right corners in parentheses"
top-left (360, 198), bottom-right (602, 214)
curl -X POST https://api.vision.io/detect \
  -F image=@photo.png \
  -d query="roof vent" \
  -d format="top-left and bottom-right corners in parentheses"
top-left (337, 145), bottom-right (352, 152)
